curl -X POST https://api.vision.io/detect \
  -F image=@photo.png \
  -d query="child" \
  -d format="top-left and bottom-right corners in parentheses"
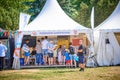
top-left (65, 49), bottom-right (70, 67)
top-left (53, 44), bottom-right (58, 65)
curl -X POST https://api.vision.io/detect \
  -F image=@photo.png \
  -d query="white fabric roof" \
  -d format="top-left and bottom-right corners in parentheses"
top-left (95, 1), bottom-right (120, 32)
top-left (94, 1), bottom-right (120, 66)
top-left (22, 0), bottom-right (90, 34)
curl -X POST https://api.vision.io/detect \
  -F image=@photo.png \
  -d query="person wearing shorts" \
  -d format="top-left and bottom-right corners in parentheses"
top-left (65, 49), bottom-right (70, 67)
top-left (41, 37), bottom-right (49, 65)
top-left (77, 39), bottom-right (85, 71)
top-left (68, 42), bottom-right (75, 67)
top-left (47, 40), bottom-right (54, 65)
top-left (22, 39), bottom-right (30, 65)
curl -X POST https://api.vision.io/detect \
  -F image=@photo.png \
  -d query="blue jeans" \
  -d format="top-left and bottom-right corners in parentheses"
top-left (42, 49), bottom-right (48, 55)
top-left (36, 53), bottom-right (43, 64)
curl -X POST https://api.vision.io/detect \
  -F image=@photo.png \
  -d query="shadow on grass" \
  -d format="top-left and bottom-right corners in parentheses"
top-left (54, 70), bottom-right (76, 73)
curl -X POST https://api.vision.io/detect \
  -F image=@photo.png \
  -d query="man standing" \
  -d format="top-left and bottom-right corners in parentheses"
top-left (77, 39), bottom-right (85, 71)
top-left (47, 40), bottom-right (54, 65)
top-left (41, 36), bottom-right (49, 65)
top-left (0, 41), bottom-right (7, 71)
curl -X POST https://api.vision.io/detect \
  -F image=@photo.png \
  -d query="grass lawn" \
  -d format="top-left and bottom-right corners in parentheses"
top-left (0, 66), bottom-right (120, 80)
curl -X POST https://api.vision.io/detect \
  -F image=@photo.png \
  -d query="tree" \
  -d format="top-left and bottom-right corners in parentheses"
top-left (22, 0), bottom-right (46, 22)
top-left (95, 0), bottom-right (119, 27)
top-left (58, 0), bottom-right (78, 18)
top-left (0, 0), bottom-right (30, 30)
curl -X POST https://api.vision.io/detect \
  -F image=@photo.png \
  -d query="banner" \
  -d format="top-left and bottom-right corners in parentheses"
top-left (31, 30), bottom-right (78, 36)
top-left (14, 31), bottom-right (23, 58)
top-left (19, 13), bottom-right (31, 30)
top-left (12, 31), bottom-right (23, 69)
top-left (91, 7), bottom-right (94, 29)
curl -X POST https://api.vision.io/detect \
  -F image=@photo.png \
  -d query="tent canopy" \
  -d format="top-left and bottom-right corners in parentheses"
top-left (94, 1), bottom-right (120, 66)
top-left (21, 0), bottom-right (91, 36)
top-left (95, 1), bottom-right (120, 32)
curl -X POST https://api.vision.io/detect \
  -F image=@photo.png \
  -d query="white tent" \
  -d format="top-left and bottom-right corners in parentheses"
top-left (22, 0), bottom-right (91, 36)
top-left (13, 0), bottom-right (93, 69)
top-left (94, 1), bottom-right (120, 66)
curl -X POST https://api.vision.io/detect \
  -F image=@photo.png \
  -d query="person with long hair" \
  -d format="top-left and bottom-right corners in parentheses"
top-left (22, 40), bottom-right (30, 65)
top-left (57, 45), bottom-right (62, 65)
top-left (53, 44), bottom-right (58, 65)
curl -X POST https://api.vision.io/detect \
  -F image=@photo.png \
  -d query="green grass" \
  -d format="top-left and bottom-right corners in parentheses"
top-left (0, 66), bottom-right (120, 80)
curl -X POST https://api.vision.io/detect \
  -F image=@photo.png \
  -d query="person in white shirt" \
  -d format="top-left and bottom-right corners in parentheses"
top-left (48, 40), bottom-right (54, 65)
top-left (0, 41), bottom-right (7, 71)
top-left (22, 40), bottom-right (30, 65)
top-left (35, 40), bottom-right (42, 65)
top-left (41, 36), bottom-right (49, 65)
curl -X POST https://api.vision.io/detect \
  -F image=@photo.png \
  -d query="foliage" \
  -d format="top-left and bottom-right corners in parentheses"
top-left (58, 0), bottom-right (78, 18)
top-left (22, 0), bottom-right (46, 22)
top-left (0, 0), bottom-right (30, 30)
top-left (95, 0), bottom-right (119, 27)
top-left (0, 0), bottom-right (119, 30)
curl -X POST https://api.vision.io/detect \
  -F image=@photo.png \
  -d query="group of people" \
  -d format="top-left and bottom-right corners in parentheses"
top-left (22, 36), bottom-right (86, 71)
top-left (0, 37), bottom-right (86, 72)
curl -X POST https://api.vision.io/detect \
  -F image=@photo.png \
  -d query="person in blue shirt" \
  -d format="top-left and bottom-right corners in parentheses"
top-left (65, 49), bottom-right (70, 67)
top-left (0, 41), bottom-right (7, 71)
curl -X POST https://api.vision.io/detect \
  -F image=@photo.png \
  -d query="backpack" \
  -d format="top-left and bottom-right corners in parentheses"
top-left (69, 46), bottom-right (75, 54)
top-left (31, 50), bottom-right (36, 55)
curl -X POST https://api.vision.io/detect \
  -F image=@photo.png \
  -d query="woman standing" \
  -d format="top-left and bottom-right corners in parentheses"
top-left (57, 45), bottom-right (62, 65)
top-left (22, 40), bottom-right (30, 65)
top-left (53, 44), bottom-right (58, 65)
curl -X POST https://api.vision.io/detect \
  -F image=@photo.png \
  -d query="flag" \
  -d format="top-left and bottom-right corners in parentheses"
top-left (91, 7), bottom-right (94, 29)
top-left (19, 12), bottom-right (31, 30)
